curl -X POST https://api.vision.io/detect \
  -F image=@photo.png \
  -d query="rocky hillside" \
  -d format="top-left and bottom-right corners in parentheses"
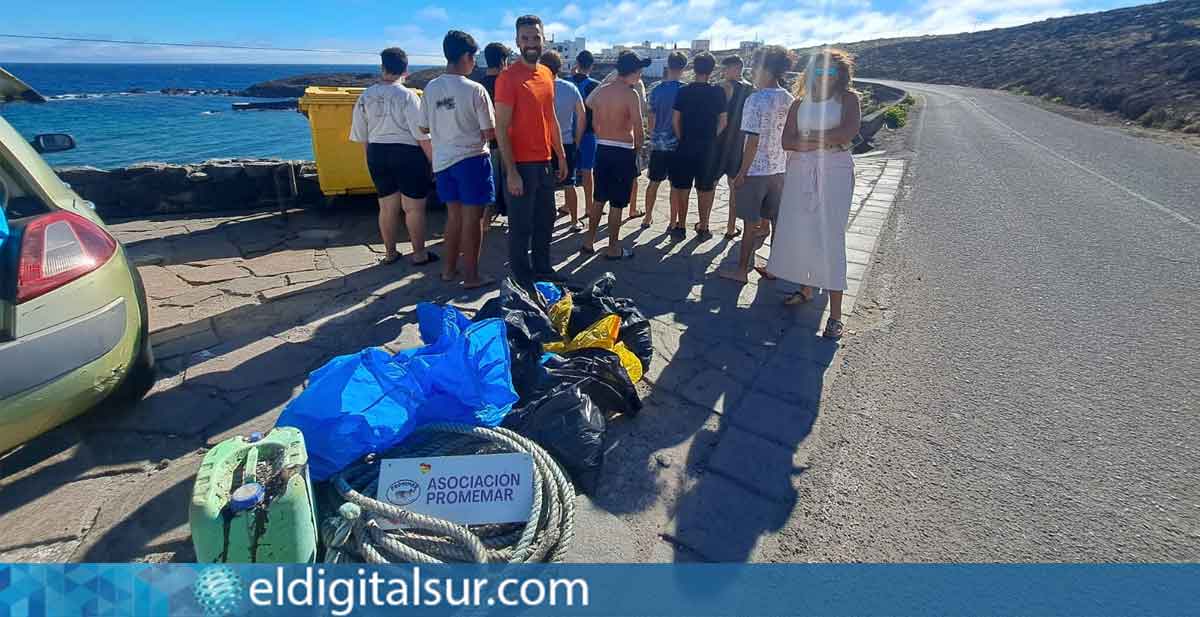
top-left (814, 0), bottom-right (1200, 132)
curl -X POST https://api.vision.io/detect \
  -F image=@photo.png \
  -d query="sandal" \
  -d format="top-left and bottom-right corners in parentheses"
top-left (823, 318), bottom-right (845, 339)
top-left (693, 223), bottom-right (713, 240)
top-left (410, 252), bottom-right (440, 267)
top-left (724, 228), bottom-right (742, 239)
top-left (604, 247), bottom-right (636, 260)
top-left (377, 253), bottom-right (402, 266)
top-left (784, 287), bottom-right (813, 305)
top-left (754, 266), bottom-right (777, 280)
top-left (580, 244), bottom-right (596, 255)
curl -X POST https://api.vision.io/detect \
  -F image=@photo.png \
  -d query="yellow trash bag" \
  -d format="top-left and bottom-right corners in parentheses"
top-left (548, 294), bottom-right (573, 338)
top-left (544, 314), bottom-right (644, 383)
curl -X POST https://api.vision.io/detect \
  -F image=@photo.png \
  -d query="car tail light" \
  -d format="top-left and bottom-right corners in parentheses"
top-left (17, 211), bottom-right (118, 303)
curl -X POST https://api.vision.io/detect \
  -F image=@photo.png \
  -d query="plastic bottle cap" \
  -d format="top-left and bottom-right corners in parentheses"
top-left (247, 431), bottom-right (264, 443)
top-left (229, 482), bottom-right (265, 512)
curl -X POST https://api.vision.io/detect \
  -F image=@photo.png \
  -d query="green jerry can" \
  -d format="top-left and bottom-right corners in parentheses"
top-left (190, 427), bottom-right (318, 563)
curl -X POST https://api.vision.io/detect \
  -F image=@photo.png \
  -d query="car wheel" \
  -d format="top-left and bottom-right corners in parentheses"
top-left (112, 267), bottom-right (157, 403)
top-left (113, 332), bottom-right (156, 402)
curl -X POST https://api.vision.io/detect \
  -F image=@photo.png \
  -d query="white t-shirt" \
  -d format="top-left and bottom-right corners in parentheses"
top-left (349, 81), bottom-right (428, 146)
top-left (419, 74), bottom-right (496, 172)
top-left (740, 87), bottom-right (794, 176)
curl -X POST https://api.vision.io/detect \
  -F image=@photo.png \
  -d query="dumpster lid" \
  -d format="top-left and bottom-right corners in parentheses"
top-left (298, 85), bottom-right (367, 106)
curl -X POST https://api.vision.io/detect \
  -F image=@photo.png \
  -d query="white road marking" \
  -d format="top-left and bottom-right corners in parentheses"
top-left (958, 92), bottom-right (1200, 232)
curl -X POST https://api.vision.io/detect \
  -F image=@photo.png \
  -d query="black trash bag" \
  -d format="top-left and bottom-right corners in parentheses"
top-left (502, 382), bottom-right (605, 494)
top-left (566, 272), bottom-right (654, 373)
top-left (476, 277), bottom-right (558, 399)
top-left (545, 348), bottom-right (642, 417)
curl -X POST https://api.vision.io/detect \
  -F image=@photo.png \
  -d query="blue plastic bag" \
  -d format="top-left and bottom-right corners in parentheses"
top-left (277, 304), bottom-right (518, 480)
top-left (396, 303), bottom-right (518, 427)
top-left (534, 281), bottom-right (563, 306)
top-left (277, 348), bottom-right (425, 481)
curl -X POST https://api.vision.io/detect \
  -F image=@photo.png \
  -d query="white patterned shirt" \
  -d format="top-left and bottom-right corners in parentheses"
top-left (740, 87), bottom-right (794, 176)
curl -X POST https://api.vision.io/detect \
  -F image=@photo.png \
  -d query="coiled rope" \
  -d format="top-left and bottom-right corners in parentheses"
top-left (324, 423), bottom-right (575, 564)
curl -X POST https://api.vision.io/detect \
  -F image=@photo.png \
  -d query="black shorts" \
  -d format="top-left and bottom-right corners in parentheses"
top-left (594, 144), bottom-right (637, 209)
top-left (648, 149), bottom-right (673, 183)
top-left (553, 143), bottom-right (580, 187)
top-left (668, 144), bottom-right (720, 192)
top-left (366, 142), bottom-right (432, 199)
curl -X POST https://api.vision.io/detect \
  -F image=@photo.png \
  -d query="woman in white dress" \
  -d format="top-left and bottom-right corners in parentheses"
top-left (766, 48), bottom-right (861, 339)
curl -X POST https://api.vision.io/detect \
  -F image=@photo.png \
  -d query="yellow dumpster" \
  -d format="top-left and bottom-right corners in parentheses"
top-left (298, 86), bottom-right (374, 199)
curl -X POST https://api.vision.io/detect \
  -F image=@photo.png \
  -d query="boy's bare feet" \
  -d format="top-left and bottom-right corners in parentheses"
top-left (462, 275), bottom-right (496, 289)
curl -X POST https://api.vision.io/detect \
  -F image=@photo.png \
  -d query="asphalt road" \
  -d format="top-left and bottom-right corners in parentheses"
top-left (767, 82), bottom-right (1200, 561)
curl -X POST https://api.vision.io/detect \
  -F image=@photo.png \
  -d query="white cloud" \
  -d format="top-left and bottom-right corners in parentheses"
top-left (545, 21), bottom-right (575, 37)
top-left (3, 0), bottom-right (1095, 64)
top-left (418, 5), bottom-right (449, 20)
top-left (738, 1), bottom-right (764, 15)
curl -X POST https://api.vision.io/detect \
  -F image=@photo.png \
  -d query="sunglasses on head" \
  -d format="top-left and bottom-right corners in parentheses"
top-left (813, 67), bottom-right (838, 77)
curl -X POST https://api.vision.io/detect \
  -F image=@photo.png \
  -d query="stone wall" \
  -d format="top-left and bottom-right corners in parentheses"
top-left (56, 159), bottom-right (323, 219)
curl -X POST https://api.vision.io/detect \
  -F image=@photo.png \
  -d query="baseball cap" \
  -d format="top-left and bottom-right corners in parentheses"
top-left (616, 50), bottom-right (652, 75)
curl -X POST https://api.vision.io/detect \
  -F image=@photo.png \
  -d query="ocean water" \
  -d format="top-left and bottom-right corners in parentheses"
top-left (0, 63), bottom-right (397, 169)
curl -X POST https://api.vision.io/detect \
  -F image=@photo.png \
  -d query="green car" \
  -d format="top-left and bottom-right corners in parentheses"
top-left (0, 68), bottom-right (155, 454)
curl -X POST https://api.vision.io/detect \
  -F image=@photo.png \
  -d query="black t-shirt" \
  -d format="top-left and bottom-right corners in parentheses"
top-left (673, 82), bottom-right (727, 151)
top-left (569, 73), bottom-right (601, 134)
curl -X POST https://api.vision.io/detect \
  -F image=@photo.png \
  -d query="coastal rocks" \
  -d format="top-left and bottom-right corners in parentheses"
top-left (239, 73), bottom-right (376, 98)
top-left (160, 88), bottom-right (239, 96)
top-left (57, 159), bottom-right (322, 218)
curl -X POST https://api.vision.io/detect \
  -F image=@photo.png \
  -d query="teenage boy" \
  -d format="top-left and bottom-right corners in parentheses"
top-left (718, 55), bottom-right (754, 239)
top-left (582, 50), bottom-right (648, 260)
top-left (350, 47), bottom-right (436, 266)
top-left (569, 51), bottom-right (602, 217)
top-left (668, 52), bottom-right (726, 239)
top-left (421, 31), bottom-right (497, 289)
top-left (541, 50), bottom-right (587, 230)
top-left (478, 42), bottom-right (511, 228)
top-left (494, 15), bottom-right (569, 285)
top-left (643, 51), bottom-right (687, 228)
top-left (719, 46), bottom-right (794, 283)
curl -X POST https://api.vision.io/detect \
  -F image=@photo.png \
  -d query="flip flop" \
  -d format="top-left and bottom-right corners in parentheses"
top-left (754, 266), bottom-right (777, 280)
top-left (784, 287), bottom-right (813, 305)
top-left (377, 253), bottom-right (402, 266)
top-left (410, 252), bottom-right (440, 267)
top-left (725, 228), bottom-right (742, 239)
top-left (604, 247), bottom-right (635, 260)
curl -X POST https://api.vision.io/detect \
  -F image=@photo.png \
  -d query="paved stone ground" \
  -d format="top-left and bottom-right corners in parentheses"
top-left (0, 157), bottom-right (904, 563)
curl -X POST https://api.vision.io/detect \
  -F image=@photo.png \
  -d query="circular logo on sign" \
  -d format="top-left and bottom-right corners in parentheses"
top-left (385, 479), bottom-right (421, 506)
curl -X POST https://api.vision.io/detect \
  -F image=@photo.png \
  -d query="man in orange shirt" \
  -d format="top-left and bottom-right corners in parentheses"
top-left (494, 14), bottom-right (569, 285)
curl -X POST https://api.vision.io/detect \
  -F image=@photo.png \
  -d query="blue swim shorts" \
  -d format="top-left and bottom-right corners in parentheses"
top-left (435, 154), bottom-right (495, 206)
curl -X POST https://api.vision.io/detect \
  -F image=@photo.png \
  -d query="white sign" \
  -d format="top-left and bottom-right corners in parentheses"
top-left (375, 453), bottom-right (534, 528)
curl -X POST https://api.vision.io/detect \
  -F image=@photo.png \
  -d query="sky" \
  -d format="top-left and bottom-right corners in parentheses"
top-left (0, 0), bottom-right (1151, 64)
